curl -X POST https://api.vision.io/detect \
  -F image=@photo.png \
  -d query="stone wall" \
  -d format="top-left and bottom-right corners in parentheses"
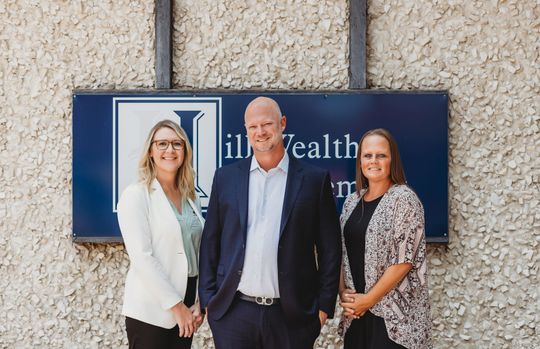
top-left (1, 1), bottom-right (155, 348)
top-left (1, 0), bottom-right (538, 348)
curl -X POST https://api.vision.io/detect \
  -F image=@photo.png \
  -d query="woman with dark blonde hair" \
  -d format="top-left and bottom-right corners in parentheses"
top-left (117, 119), bottom-right (204, 349)
top-left (338, 128), bottom-right (432, 349)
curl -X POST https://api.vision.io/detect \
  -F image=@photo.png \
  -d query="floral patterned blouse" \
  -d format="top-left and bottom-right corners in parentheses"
top-left (338, 185), bottom-right (433, 349)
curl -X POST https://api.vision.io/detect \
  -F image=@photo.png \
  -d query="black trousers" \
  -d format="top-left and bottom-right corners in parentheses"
top-left (208, 295), bottom-right (321, 349)
top-left (125, 277), bottom-right (197, 349)
top-left (344, 311), bottom-right (406, 349)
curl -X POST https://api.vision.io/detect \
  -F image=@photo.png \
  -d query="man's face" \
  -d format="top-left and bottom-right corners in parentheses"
top-left (244, 103), bottom-right (286, 154)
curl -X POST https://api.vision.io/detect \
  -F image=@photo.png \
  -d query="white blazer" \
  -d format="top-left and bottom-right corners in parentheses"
top-left (117, 178), bottom-right (204, 329)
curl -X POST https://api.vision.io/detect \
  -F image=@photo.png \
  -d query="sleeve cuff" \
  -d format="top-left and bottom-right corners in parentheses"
top-left (162, 295), bottom-right (183, 311)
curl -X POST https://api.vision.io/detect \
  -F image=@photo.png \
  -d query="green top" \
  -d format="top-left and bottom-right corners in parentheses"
top-left (168, 199), bottom-right (203, 277)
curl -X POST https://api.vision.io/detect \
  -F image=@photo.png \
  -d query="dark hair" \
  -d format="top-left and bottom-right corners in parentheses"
top-left (355, 128), bottom-right (407, 193)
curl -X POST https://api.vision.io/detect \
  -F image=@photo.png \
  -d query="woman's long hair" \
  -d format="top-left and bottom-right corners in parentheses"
top-left (355, 128), bottom-right (407, 193)
top-left (138, 119), bottom-right (196, 201)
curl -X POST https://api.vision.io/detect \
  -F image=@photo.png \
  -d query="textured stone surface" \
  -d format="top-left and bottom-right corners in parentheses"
top-left (366, 1), bottom-right (539, 348)
top-left (0, 0), bottom-right (154, 348)
top-left (1, 0), bottom-right (539, 348)
top-left (172, 0), bottom-right (349, 89)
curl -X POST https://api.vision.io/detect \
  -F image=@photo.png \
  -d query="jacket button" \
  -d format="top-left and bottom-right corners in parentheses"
top-left (237, 270), bottom-right (242, 276)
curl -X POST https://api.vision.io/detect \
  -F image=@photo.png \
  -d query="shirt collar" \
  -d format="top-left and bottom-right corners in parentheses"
top-left (250, 152), bottom-right (289, 174)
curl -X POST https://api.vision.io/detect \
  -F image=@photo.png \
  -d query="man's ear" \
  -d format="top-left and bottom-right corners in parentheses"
top-left (281, 115), bottom-right (286, 131)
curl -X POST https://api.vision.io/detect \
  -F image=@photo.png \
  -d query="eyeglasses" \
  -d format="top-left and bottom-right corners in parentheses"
top-left (152, 139), bottom-right (185, 150)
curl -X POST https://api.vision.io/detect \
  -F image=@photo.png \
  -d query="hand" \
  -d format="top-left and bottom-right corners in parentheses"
top-left (171, 302), bottom-right (195, 337)
top-left (318, 310), bottom-right (328, 327)
top-left (340, 290), bottom-right (375, 319)
top-left (190, 302), bottom-right (205, 330)
top-left (339, 288), bottom-right (355, 302)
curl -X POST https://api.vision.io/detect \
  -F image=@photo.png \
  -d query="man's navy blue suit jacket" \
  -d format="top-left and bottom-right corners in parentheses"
top-left (198, 155), bottom-right (342, 326)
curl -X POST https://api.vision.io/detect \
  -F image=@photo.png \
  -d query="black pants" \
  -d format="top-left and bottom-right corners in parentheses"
top-left (125, 277), bottom-right (197, 349)
top-left (208, 295), bottom-right (321, 349)
top-left (344, 311), bottom-right (406, 349)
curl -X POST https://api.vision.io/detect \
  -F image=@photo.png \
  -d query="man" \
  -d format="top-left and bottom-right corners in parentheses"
top-left (199, 96), bottom-right (341, 349)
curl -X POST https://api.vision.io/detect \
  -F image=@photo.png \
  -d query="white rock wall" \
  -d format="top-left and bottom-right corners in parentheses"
top-left (172, 0), bottom-right (349, 89)
top-left (1, 0), bottom-right (538, 348)
top-left (365, 1), bottom-right (539, 347)
top-left (0, 0), bottom-right (155, 348)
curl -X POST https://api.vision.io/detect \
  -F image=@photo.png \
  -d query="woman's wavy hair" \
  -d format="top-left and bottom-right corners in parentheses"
top-left (139, 119), bottom-right (196, 201)
top-left (355, 128), bottom-right (407, 193)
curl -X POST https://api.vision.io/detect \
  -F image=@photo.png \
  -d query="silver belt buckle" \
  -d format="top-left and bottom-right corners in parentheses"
top-left (255, 296), bottom-right (273, 306)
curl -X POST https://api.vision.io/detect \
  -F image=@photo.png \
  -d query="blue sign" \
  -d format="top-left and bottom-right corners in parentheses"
top-left (73, 91), bottom-right (448, 243)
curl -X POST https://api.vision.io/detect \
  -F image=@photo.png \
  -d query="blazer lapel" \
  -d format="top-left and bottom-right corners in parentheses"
top-left (280, 157), bottom-right (303, 236)
top-left (236, 158), bottom-right (251, 242)
top-left (150, 178), bottom-right (184, 244)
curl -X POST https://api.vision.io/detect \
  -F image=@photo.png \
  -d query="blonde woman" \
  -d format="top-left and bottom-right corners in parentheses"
top-left (117, 120), bottom-right (204, 349)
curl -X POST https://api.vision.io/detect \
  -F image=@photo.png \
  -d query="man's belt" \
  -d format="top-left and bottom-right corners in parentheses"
top-left (237, 292), bottom-right (280, 306)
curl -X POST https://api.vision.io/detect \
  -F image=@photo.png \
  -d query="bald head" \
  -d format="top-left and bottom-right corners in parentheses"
top-left (243, 96), bottom-right (286, 163)
top-left (244, 97), bottom-right (282, 123)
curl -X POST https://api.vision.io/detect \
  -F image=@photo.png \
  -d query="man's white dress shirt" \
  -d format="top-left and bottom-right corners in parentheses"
top-left (237, 153), bottom-right (289, 298)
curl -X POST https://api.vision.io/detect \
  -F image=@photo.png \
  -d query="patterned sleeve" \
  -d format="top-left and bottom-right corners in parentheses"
top-left (390, 189), bottom-right (428, 285)
top-left (340, 192), bottom-right (357, 229)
